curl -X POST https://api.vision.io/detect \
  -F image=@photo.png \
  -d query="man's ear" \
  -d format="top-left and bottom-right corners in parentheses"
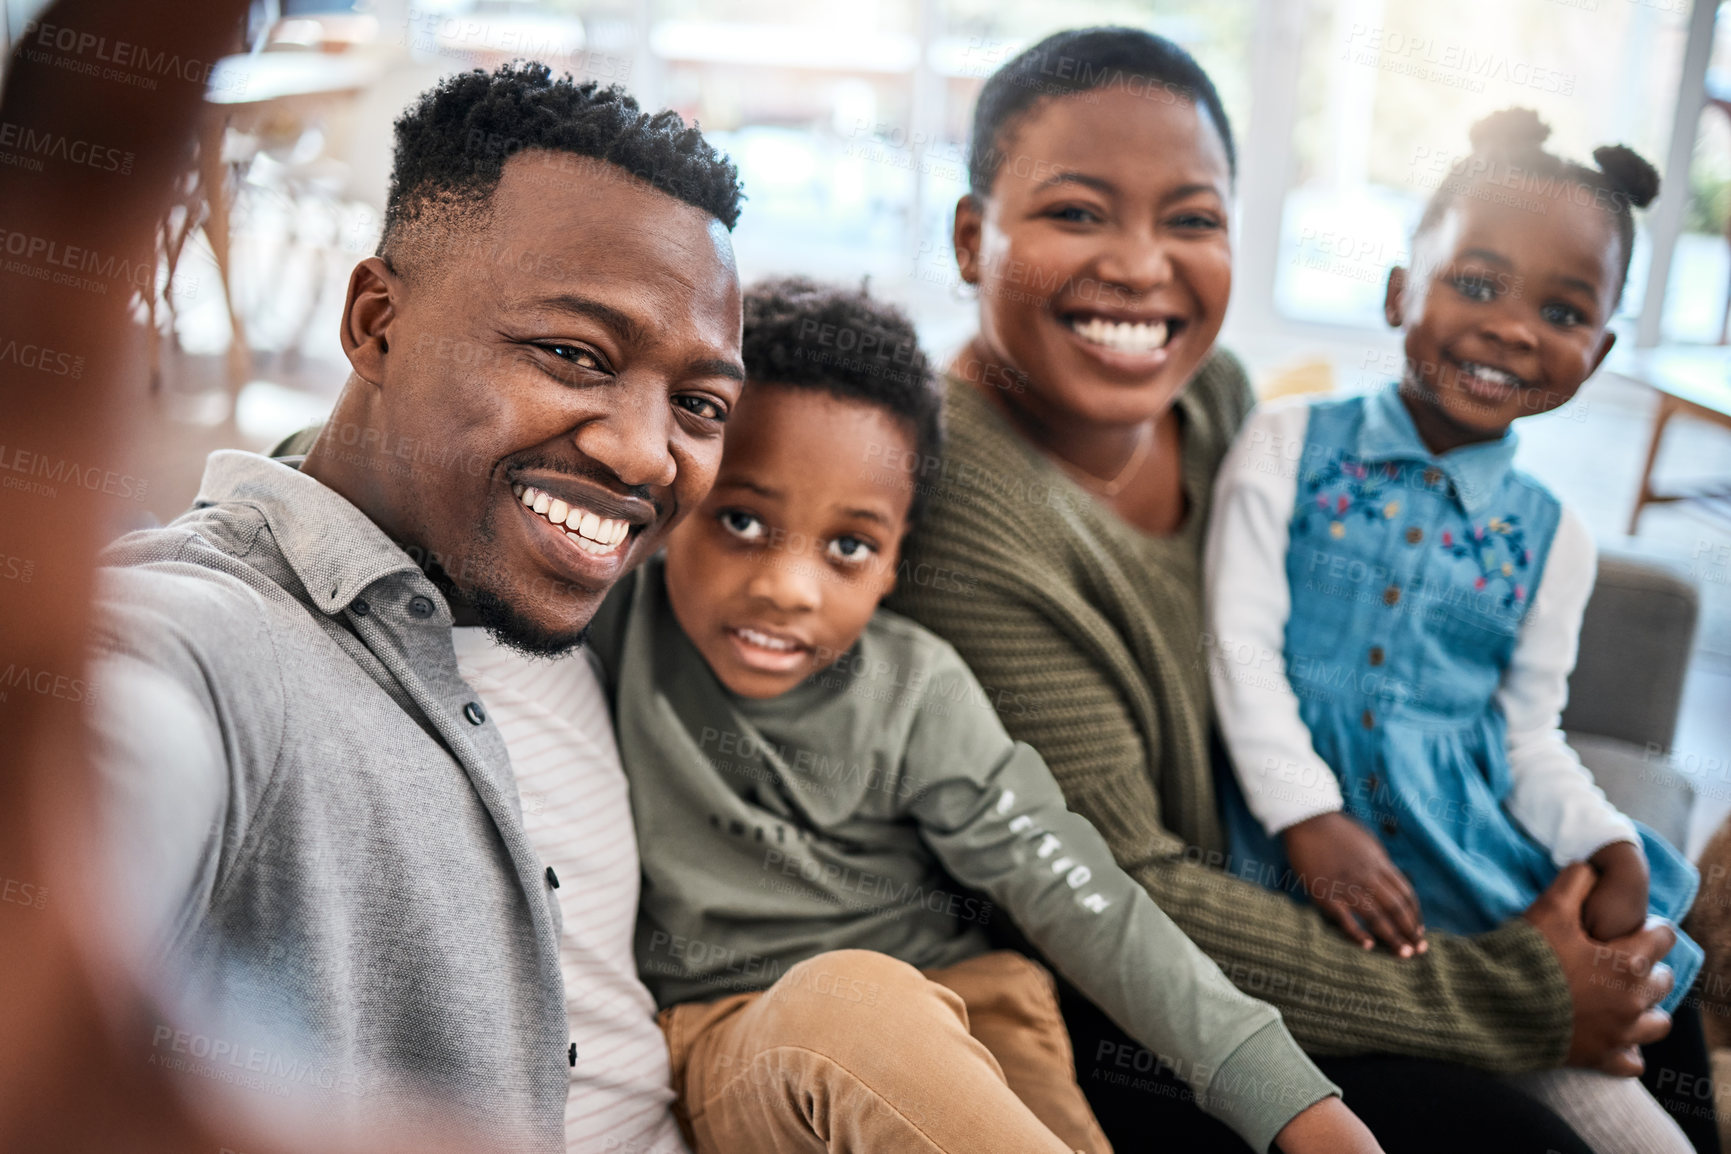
top-left (952, 195), bottom-right (983, 287)
top-left (341, 257), bottom-right (400, 385)
top-left (1384, 267), bottom-right (1408, 328)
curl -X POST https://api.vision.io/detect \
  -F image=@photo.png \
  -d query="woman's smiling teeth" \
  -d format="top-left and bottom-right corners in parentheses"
top-left (1068, 316), bottom-right (1171, 353)
top-left (514, 484), bottom-right (631, 555)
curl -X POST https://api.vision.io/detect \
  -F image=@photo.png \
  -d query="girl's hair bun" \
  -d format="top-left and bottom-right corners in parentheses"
top-left (1469, 107), bottom-right (1551, 155)
top-left (1593, 144), bottom-right (1661, 209)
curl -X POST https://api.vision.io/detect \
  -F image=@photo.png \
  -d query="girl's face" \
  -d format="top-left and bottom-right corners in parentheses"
top-left (1386, 189), bottom-right (1621, 446)
top-left (953, 87), bottom-right (1234, 426)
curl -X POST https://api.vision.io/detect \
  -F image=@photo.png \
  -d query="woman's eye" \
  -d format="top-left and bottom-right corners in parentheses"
top-left (826, 536), bottom-right (876, 565)
top-left (676, 395), bottom-right (727, 422)
top-left (1049, 205), bottom-right (1100, 224)
top-left (1454, 275), bottom-right (1496, 303)
top-left (1170, 212), bottom-right (1221, 231)
top-left (1540, 302), bottom-right (1586, 328)
top-left (719, 510), bottom-right (765, 541)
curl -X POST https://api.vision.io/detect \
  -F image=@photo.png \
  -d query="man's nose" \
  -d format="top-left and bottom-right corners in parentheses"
top-left (570, 391), bottom-right (677, 490)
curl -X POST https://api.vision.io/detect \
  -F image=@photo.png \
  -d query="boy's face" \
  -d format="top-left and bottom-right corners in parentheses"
top-left (662, 384), bottom-right (915, 699)
top-left (1385, 191), bottom-right (1619, 445)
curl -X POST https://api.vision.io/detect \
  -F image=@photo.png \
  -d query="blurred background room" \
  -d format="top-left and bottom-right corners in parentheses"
top-left (1, 0), bottom-right (1728, 850)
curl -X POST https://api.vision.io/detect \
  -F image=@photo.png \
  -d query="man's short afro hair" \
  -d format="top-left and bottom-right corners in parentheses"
top-left (380, 61), bottom-right (743, 269)
top-left (742, 278), bottom-right (943, 524)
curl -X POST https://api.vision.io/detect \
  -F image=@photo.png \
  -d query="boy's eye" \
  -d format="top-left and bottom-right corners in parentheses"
top-left (676, 395), bottom-right (728, 422)
top-left (826, 535), bottom-right (876, 565)
top-left (719, 510), bottom-right (765, 541)
top-left (1453, 275), bottom-right (1496, 303)
top-left (1539, 301), bottom-right (1587, 328)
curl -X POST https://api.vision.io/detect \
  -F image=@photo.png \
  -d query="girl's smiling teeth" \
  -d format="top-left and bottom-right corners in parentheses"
top-left (1066, 314), bottom-right (1173, 354)
top-left (514, 484), bottom-right (632, 556)
top-left (1450, 359), bottom-right (1528, 400)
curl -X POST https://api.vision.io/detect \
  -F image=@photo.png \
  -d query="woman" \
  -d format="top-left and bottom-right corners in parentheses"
top-left (888, 26), bottom-right (1702, 1153)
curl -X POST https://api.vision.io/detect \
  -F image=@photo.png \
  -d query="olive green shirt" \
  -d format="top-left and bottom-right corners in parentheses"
top-left (586, 556), bottom-right (1339, 1153)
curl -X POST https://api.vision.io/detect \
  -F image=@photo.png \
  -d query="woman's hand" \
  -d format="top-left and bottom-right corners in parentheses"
top-left (1523, 862), bottom-right (1675, 1075)
top-left (1583, 841), bottom-right (1651, 942)
top-left (1275, 1095), bottom-right (1384, 1153)
top-left (1282, 812), bottom-right (1427, 958)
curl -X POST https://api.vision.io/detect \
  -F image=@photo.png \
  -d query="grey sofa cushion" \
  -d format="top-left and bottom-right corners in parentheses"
top-left (1564, 731), bottom-right (1694, 850)
top-left (1560, 553), bottom-right (1699, 752)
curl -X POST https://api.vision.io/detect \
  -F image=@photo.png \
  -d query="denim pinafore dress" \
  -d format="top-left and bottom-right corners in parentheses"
top-left (1221, 385), bottom-right (1701, 1010)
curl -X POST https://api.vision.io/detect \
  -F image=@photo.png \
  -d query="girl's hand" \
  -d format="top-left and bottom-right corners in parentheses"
top-left (1583, 841), bottom-right (1650, 941)
top-left (1275, 1095), bottom-right (1384, 1153)
top-left (1282, 812), bottom-right (1427, 957)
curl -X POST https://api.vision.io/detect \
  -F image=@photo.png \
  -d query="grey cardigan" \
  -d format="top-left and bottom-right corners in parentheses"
top-left (91, 450), bottom-right (567, 1151)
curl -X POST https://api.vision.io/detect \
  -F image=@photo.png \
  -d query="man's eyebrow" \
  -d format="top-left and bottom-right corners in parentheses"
top-left (526, 293), bottom-right (645, 344)
top-left (691, 357), bottom-right (746, 383)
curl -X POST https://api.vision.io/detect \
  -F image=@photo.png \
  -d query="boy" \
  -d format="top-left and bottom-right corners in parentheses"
top-left (577, 278), bottom-right (1377, 1154)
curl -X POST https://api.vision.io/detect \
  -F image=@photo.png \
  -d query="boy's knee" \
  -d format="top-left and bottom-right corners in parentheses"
top-left (758, 950), bottom-right (952, 1044)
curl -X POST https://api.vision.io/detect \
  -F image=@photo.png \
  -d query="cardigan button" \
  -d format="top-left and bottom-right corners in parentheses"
top-left (1368, 646), bottom-right (1385, 666)
top-left (545, 866), bottom-right (560, 889)
top-left (463, 701), bottom-right (486, 725)
top-left (351, 598), bottom-right (370, 616)
top-left (408, 595), bottom-right (436, 619)
top-left (1404, 526), bottom-right (1424, 545)
top-left (1382, 586), bottom-right (1401, 606)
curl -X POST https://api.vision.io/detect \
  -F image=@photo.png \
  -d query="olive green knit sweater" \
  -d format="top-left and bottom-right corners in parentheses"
top-left (886, 349), bottom-right (1573, 1069)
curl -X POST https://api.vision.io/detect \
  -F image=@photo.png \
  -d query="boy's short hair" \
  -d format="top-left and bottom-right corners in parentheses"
top-left (741, 278), bottom-right (943, 524)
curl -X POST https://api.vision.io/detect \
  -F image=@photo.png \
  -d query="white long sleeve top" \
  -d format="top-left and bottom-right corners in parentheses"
top-left (1203, 400), bottom-right (1638, 866)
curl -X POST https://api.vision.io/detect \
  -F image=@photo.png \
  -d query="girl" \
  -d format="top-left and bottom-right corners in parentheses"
top-left (1207, 109), bottom-right (1701, 1154)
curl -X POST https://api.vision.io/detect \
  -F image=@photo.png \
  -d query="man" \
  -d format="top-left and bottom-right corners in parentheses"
top-left (92, 64), bottom-right (743, 1152)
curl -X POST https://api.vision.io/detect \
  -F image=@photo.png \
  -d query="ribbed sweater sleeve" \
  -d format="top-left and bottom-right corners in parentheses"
top-left (888, 353), bottom-right (1574, 1071)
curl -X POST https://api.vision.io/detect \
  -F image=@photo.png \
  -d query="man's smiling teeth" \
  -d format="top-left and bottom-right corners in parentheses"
top-left (734, 627), bottom-right (801, 652)
top-left (1070, 316), bottom-right (1170, 353)
top-left (513, 484), bottom-right (631, 554)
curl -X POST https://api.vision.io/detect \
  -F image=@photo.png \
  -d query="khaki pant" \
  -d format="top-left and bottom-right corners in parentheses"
top-left (657, 949), bottom-right (1112, 1154)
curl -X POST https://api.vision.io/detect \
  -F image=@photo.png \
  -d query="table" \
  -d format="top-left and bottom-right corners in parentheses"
top-left (1612, 345), bottom-right (1731, 533)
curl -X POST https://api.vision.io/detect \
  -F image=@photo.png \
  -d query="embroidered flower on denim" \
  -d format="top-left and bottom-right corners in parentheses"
top-left (1440, 516), bottom-right (1532, 608)
top-left (1295, 455), bottom-right (1406, 539)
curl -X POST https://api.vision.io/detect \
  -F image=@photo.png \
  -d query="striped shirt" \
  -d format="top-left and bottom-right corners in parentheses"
top-left (453, 629), bottom-right (690, 1154)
